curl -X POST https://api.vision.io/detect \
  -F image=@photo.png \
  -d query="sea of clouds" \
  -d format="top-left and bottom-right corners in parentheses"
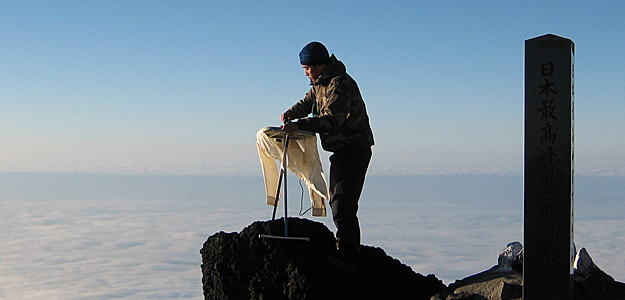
top-left (1, 172), bottom-right (623, 299)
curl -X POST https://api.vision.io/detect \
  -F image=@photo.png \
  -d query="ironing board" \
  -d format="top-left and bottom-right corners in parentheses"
top-left (259, 126), bottom-right (314, 241)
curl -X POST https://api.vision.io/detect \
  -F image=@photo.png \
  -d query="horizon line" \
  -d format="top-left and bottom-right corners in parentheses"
top-left (1, 164), bottom-right (624, 177)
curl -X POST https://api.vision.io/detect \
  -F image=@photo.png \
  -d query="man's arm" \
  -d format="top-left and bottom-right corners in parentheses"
top-left (298, 79), bottom-right (348, 133)
top-left (283, 88), bottom-right (315, 122)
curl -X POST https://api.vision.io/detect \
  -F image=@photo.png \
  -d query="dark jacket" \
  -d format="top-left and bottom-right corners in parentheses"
top-left (286, 55), bottom-right (374, 152)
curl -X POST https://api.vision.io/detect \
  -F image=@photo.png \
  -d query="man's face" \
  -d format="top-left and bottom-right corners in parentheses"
top-left (302, 64), bottom-right (325, 81)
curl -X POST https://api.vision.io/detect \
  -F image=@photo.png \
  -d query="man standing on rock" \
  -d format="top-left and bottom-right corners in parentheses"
top-left (281, 41), bottom-right (374, 268)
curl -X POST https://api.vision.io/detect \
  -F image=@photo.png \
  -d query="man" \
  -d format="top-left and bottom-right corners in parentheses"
top-left (281, 41), bottom-right (374, 267)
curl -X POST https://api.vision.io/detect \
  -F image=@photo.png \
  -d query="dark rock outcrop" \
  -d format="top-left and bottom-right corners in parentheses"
top-left (572, 248), bottom-right (625, 300)
top-left (201, 220), bottom-right (625, 300)
top-left (429, 266), bottom-right (625, 300)
top-left (200, 217), bottom-right (445, 300)
top-left (430, 268), bottom-right (523, 300)
top-left (429, 246), bottom-right (625, 300)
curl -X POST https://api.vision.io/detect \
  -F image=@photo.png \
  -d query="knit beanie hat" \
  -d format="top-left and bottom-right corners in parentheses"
top-left (299, 41), bottom-right (330, 65)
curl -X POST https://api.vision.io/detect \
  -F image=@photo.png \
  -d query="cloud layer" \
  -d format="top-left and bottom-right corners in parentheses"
top-left (1, 173), bottom-right (623, 299)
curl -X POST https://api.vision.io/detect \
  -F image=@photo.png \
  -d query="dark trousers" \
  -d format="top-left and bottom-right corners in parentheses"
top-left (329, 146), bottom-right (372, 256)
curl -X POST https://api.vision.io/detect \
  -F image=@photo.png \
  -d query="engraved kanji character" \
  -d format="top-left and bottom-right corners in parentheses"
top-left (541, 62), bottom-right (554, 77)
top-left (541, 123), bottom-right (557, 144)
top-left (539, 79), bottom-right (558, 97)
top-left (540, 146), bottom-right (559, 164)
top-left (538, 99), bottom-right (558, 120)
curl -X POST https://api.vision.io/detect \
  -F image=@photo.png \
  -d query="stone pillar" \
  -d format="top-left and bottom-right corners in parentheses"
top-left (524, 34), bottom-right (575, 300)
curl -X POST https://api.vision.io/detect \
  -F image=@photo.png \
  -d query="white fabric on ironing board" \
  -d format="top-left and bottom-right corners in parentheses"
top-left (256, 126), bottom-right (328, 217)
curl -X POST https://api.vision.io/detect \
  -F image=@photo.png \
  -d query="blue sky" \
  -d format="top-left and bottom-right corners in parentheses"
top-left (2, 1), bottom-right (624, 174)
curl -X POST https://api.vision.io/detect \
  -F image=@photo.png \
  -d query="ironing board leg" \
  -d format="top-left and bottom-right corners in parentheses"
top-left (283, 137), bottom-right (288, 236)
top-left (282, 135), bottom-right (289, 236)
top-left (270, 135), bottom-right (290, 238)
top-left (271, 169), bottom-right (283, 220)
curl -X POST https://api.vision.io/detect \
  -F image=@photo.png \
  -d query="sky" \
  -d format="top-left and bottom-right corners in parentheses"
top-left (2, 1), bottom-right (625, 175)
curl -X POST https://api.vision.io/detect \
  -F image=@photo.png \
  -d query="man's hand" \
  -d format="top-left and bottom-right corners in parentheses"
top-left (281, 121), bottom-right (299, 133)
top-left (281, 112), bottom-right (294, 123)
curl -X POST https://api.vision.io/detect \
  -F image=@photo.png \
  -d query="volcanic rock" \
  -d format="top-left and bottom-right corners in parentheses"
top-left (429, 244), bottom-right (625, 300)
top-left (200, 217), bottom-right (445, 300)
